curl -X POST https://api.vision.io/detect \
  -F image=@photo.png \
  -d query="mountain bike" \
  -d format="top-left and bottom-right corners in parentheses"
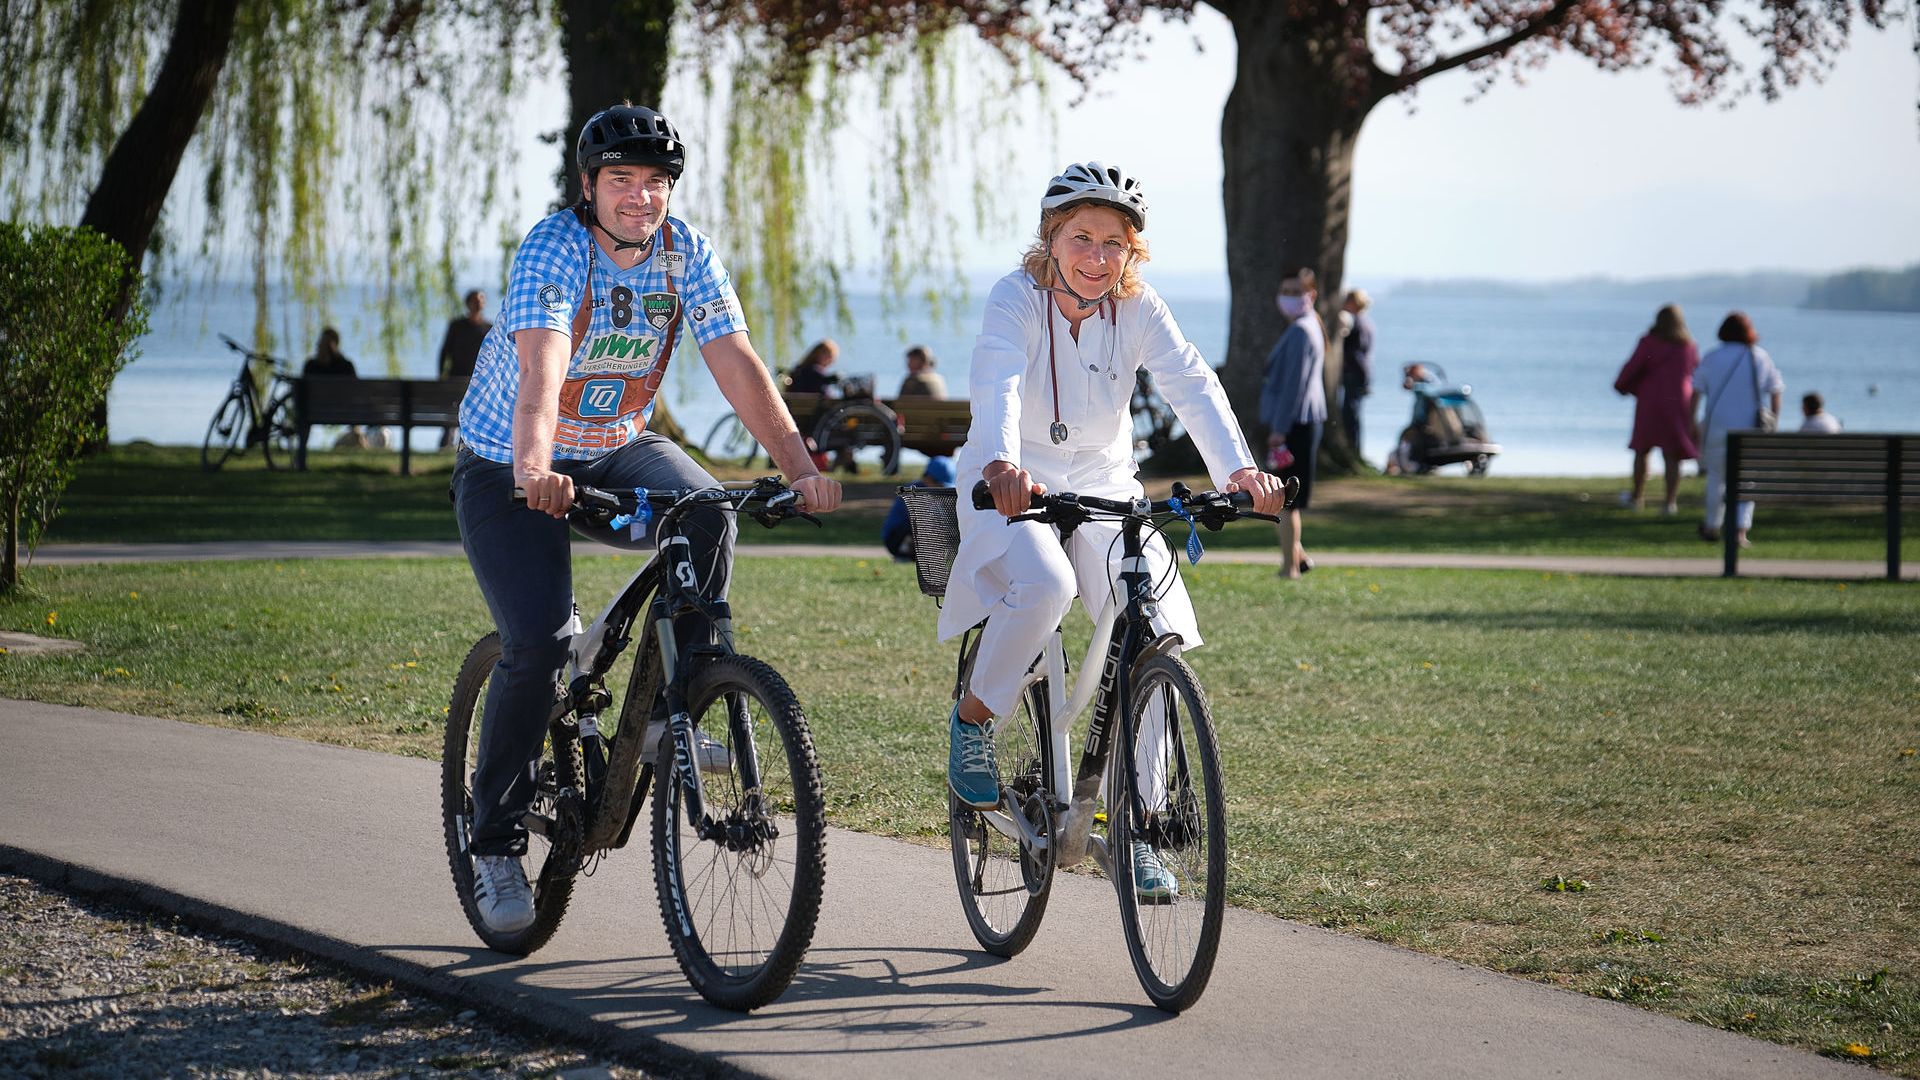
top-left (900, 476), bottom-right (1296, 1013)
top-left (441, 477), bottom-right (828, 1011)
top-left (202, 334), bottom-right (298, 471)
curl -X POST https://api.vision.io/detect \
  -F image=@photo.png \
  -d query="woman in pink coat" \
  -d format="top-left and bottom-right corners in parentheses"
top-left (1612, 304), bottom-right (1700, 515)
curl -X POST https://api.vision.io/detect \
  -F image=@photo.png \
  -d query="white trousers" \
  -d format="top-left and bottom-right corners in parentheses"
top-left (965, 521), bottom-right (1179, 810)
top-left (1701, 438), bottom-right (1754, 531)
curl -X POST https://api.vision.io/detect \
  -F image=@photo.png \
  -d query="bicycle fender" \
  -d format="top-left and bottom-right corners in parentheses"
top-left (1131, 631), bottom-right (1185, 677)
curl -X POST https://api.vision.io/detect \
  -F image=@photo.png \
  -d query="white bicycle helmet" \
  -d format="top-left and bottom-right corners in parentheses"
top-left (1040, 161), bottom-right (1149, 232)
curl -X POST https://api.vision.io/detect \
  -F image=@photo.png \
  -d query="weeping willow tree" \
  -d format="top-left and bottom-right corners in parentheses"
top-left (2, 0), bottom-right (549, 400)
top-left (1, 0), bottom-right (1068, 439)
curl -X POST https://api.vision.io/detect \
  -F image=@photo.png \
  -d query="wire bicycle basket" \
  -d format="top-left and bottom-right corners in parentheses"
top-left (899, 485), bottom-right (960, 599)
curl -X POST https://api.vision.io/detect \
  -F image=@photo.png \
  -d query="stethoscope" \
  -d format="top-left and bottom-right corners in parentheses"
top-left (1034, 265), bottom-right (1123, 445)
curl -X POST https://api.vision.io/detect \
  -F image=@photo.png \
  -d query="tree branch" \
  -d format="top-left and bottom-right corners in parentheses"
top-left (1373, 0), bottom-right (1581, 103)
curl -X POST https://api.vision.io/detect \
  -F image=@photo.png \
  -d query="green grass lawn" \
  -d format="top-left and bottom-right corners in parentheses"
top-left (2, 554), bottom-right (1913, 1072)
top-left (47, 442), bottom-right (1916, 563)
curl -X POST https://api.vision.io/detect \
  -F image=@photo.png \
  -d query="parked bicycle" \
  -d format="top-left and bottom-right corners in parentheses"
top-left (441, 477), bottom-right (828, 1011)
top-left (202, 334), bottom-right (299, 471)
top-left (901, 476), bottom-right (1296, 1013)
top-left (703, 372), bottom-right (903, 476)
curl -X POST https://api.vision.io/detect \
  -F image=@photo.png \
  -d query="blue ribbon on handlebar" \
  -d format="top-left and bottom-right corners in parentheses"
top-left (609, 488), bottom-right (651, 539)
top-left (1166, 497), bottom-right (1204, 565)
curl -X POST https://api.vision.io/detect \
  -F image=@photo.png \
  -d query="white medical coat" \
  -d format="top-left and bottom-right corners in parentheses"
top-left (936, 270), bottom-right (1257, 645)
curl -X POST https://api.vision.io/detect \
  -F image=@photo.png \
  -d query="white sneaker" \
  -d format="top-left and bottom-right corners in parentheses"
top-left (473, 854), bottom-right (536, 934)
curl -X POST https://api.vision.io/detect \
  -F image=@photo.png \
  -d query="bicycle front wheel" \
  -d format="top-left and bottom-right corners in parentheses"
top-left (701, 412), bottom-right (761, 468)
top-left (441, 633), bottom-right (577, 955)
top-left (949, 678), bottom-right (1053, 957)
top-left (652, 654), bottom-right (825, 1011)
top-left (201, 390), bottom-right (248, 471)
top-left (1109, 652), bottom-right (1227, 1013)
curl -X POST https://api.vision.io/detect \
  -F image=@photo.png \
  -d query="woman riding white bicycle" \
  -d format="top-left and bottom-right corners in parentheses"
top-left (938, 161), bottom-right (1287, 897)
top-left (451, 103), bottom-right (840, 937)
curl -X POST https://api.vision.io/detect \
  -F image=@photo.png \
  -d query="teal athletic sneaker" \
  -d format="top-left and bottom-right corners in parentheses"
top-left (947, 704), bottom-right (1000, 810)
top-left (1132, 842), bottom-right (1179, 902)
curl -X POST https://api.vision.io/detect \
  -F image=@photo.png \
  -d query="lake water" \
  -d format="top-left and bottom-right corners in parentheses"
top-left (114, 282), bottom-right (1919, 476)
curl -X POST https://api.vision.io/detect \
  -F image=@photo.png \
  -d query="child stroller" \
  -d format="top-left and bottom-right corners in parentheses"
top-left (1387, 363), bottom-right (1500, 477)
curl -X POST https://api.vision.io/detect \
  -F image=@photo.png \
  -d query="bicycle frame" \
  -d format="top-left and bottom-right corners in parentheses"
top-left (535, 483), bottom-right (793, 853)
top-left (969, 500), bottom-right (1179, 875)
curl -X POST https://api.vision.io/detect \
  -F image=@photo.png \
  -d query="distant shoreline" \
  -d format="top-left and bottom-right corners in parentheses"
top-left (1386, 263), bottom-right (1920, 314)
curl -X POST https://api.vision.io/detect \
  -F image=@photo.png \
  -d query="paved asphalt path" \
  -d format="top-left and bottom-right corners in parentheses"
top-left (29, 539), bottom-right (1915, 579)
top-left (0, 699), bottom-right (1871, 1079)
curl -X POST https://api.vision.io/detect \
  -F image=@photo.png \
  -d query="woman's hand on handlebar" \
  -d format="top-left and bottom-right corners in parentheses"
top-left (982, 460), bottom-right (1046, 519)
top-left (518, 469), bottom-right (575, 519)
top-left (1226, 466), bottom-right (1288, 516)
top-left (790, 473), bottom-right (842, 513)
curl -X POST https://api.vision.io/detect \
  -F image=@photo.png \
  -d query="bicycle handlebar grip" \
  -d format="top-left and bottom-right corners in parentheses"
top-left (970, 479), bottom-right (1046, 512)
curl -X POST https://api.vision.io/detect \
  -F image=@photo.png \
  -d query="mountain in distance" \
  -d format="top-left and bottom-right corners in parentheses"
top-left (1388, 264), bottom-right (1920, 313)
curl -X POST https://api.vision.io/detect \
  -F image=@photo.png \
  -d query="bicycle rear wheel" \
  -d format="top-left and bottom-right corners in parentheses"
top-left (201, 390), bottom-right (248, 471)
top-left (441, 632), bottom-right (578, 955)
top-left (1109, 652), bottom-right (1227, 1013)
top-left (261, 392), bottom-right (299, 470)
top-left (653, 654), bottom-right (825, 1010)
top-left (812, 402), bottom-right (902, 476)
top-left (949, 678), bottom-right (1053, 957)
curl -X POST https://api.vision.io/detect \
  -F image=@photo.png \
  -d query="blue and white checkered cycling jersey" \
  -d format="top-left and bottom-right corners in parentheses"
top-left (458, 208), bottom-right (748, 463)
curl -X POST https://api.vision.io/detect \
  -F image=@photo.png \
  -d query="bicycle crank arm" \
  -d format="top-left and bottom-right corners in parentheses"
top-left (981, 799), bottom-right (1049, 854)
top-left (519, 810), bottom-right (557, 838)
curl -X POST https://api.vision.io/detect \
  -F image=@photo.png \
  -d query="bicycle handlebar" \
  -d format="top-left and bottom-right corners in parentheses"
top-left (969, 478), bottom-right (1296, 523)
top-left (220, 334), bottom-right (289, 369)
top-left (512, 477), bottom-right (815, 530)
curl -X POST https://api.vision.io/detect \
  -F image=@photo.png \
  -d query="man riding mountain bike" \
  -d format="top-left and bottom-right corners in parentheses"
top-left (450, 103), bottom-right (840, 936)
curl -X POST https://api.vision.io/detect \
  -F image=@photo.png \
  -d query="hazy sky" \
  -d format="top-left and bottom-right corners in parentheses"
top-left (510, 7), bottom-right (1920, 285)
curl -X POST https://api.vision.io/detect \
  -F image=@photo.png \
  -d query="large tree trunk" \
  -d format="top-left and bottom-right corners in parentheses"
top-left (80, 0), bottom-right (241, 289)
top-left (75, 0), bottom-right (242, 442)
top-left (1215, 4), bottom-right (1373, 472)
top-left (558, 0), bottom-right (675, 206)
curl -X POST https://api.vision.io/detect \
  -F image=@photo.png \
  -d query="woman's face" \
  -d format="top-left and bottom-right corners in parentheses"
top-left (1049, 205), bottom-right (1131, 300)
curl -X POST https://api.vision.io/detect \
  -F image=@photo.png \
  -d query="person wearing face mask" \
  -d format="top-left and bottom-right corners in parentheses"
top-left (936, 161), bottom-right (1289, 900)
top-left (1259, 266), bottom-right (1327, 578)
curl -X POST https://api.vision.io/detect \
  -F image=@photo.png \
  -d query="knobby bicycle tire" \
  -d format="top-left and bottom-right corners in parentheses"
top-left (201, 390), bottom-right (248, 471)
top-left (949, 678), bottom-right (1054, 957)
top-left (652, 653), bottom-right (826, 1011)
top-left (1109, 652), bottom-right (1227, 1013)
top-left (441, 632), bottom-right (578, 955)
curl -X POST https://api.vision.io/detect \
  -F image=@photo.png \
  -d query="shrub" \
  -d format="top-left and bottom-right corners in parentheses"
top-left (0, 223), bottom-right (148, 593)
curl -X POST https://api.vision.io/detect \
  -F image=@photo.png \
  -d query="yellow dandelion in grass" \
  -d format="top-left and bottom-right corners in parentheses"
top-left (0, 646), bottom-right (9, 655)
top-left (1368, 583), bottom-right (1381, 594)
top-left (856, 560), bottom-right (869, 569)
top-left (1836, 583), bottom-right (1848, 592)
top-left (1901, 747), bottom-right (1916, 757)
top-left (45, 611), bottom-right (56, 627)
top-left (128, 591), bottom-right (140, 600)
top-left (112, 667), bottom-right (131, 678)
top-left (404, 661), bottom-right (416, 669)
top-left (1840, 1043), bottom-right (1873, 1059)
top-left (1422, 661), bottom-right (1435, 670)
top-left (1298, 661), bottom-right (1314, 672)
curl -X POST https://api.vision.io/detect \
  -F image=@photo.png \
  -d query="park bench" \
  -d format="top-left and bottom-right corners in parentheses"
top-left (292, 377), bottom-right (468, 476)
top-left (1724, 431), bottom-right (1917, 579)
top-left (885, 395), bottom-right (972, 458)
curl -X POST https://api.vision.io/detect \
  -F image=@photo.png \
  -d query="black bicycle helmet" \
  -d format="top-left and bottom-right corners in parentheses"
top-left (576, 104), bottom-right (685, 178)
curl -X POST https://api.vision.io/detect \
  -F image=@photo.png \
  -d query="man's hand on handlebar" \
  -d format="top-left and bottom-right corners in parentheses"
top-left (790, 473), bottom-right (842, 514)
top-left (1225, 466), bottom-right (1289, 516)
top-left (517, 469), bottom-right (575, 519)
top-left (981, 460), bottom-right (1046, 519)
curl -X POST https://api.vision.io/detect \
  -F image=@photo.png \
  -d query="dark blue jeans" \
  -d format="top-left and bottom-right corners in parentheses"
top-left (451, 433), bottom-right (736, 856)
